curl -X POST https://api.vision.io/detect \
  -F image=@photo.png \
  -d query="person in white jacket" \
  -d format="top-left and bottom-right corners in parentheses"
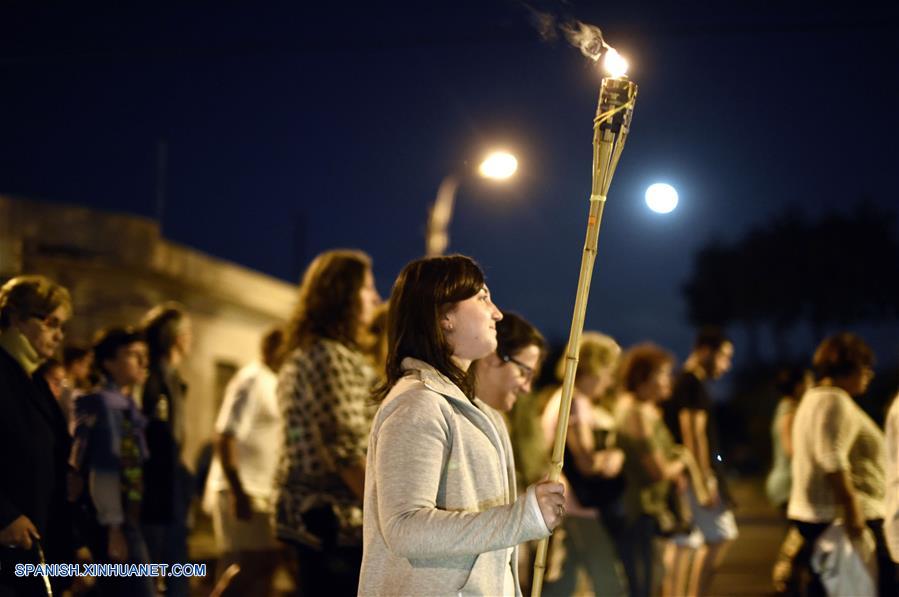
top-left (359, 255), bottom-right (564, 596)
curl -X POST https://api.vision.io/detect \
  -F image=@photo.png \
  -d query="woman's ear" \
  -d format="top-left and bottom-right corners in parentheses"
top-left (440, 311), bottom-right (455, 333)
top-left (8, 313), bottom-right (28, 332)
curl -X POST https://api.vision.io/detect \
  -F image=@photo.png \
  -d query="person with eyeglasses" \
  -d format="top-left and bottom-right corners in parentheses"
top-left (0, 275), bottom-right (76, 596)
top-left (470, 310), bottom-right (548, 594)
top-left (472, 311), bottom-right (544, 414)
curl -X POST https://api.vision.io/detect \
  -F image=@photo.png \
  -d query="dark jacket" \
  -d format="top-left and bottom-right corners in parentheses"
top-left (140, 365), bottom-right (189, 523)
top-left (0, 348), bottom-right (74, 589)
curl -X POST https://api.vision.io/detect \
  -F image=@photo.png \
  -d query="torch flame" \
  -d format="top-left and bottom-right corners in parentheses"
top-left (529, 13), bottom-right (629, 79)
top-left (558, 20), bottom-right (627, 78)
top-left (602, 48), bottom-right (629, 77)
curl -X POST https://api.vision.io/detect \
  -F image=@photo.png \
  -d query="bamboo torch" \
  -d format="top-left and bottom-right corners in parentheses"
top-left (531, 52), bottom-right (637, 597)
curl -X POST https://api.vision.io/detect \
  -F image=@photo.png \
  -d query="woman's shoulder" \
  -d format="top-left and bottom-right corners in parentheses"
top-left (75, 390), bottom-right (105, 413)
top-left (283, 338), bottom-right (365, 369)
top-left (775, 397), bottom-right (798, 416)
top-left (802, 385), bottom-right (851, 408)
top-left (311, 337), bottom-right (372, 367)
top-left (618, 401), bottom-right (655, 438)
top-left (382, 376), bottom-right (446, 409)
top-left (375, 377), bottom-right (454, 428)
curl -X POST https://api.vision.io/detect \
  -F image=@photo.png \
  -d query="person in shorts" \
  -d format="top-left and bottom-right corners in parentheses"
top-left (664, 327), bottom-right (738, 596)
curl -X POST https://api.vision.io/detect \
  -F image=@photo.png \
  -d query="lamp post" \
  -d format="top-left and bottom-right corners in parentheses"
top-left (425, 150), bottom-right (518, 256)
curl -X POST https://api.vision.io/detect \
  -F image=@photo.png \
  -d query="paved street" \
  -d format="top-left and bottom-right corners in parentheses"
top-left (708, 477), bottom-right (785, 597)
top-left (189, 476), bottom-right (787, 596)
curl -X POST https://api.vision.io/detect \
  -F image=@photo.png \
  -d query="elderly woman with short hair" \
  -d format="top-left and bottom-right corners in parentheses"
top-left (0, 275), bottom-right (74, 595)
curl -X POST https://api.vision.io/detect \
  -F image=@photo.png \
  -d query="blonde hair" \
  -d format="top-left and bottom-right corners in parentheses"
top-left (555, 331), bottom-right (621, 382)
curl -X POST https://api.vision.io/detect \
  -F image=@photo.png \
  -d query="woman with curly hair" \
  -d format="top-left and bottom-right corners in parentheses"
top-left (274, 249), bottom-right (381, 595)
top-left (615, 342), bottom-right (693, 597)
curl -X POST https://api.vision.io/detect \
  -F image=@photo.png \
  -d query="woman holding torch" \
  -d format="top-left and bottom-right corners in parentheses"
top-left (358, 255), bottom-right (563, 596)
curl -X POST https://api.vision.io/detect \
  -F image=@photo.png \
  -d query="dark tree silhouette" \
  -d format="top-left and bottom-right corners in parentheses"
top-left (683, 200), bottom-right (899, 361)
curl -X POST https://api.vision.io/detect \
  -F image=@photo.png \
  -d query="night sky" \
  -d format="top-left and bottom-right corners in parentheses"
top-left (2, 2), bottom-right (898, 365)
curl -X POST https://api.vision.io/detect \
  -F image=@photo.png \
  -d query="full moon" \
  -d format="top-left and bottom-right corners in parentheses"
top-left (645, 183), bottom-right (678, 214)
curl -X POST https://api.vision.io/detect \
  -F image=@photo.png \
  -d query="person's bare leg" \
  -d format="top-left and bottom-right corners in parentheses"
top-left (661, 541), bottom-right (677, 597)
top-left (690, 540), bottom-right (733, 596)
top-left (209, 563), bottom-right (241, 597)
top-left (672, 545), bottom-right (696, 597)
top-left (219, 550), bottom-right (280, 597)
top-left (687, 544), bottom-right (709, 597)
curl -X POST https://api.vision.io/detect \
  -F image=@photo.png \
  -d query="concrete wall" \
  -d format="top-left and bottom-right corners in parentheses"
top-left (0, 195), bottom-right (296, 466)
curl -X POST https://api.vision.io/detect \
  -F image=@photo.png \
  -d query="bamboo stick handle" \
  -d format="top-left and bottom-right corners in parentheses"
top-left (530, 77), bottom-right (635, 597)
top-left (530, 193), bottom-right (605, 597)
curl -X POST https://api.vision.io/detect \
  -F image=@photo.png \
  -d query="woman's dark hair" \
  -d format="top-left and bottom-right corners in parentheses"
top-left (774, 365), bottom-right (809, 397)
top-left (0, 275), bottom-right (72, 330)
top-left (93, 326), bottom-right (144, 378)
top-left (812, 332), bottom-right (875, 381)
top-left (35, 358), bottom-right (63, 378)
top-left (260, 326), bottom-right (286, 371)
top-left (284, 249), bottom-right (371, 352)
top-left (693, 325), bottom-right (731, 352)
top-left (618, 342), bottom-right (674, 394)
top-left (374, 255), bottom-right (485, 402)
top-left (496, 311), bottom-right (546, 364)
top-left (141, 301), bottom-right (188, 364)
top-left (63, 344), bottom-right (91, 368)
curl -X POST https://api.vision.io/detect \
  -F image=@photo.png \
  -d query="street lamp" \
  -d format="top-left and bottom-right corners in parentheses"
top-left (425, 150), bottom-right (518, 256)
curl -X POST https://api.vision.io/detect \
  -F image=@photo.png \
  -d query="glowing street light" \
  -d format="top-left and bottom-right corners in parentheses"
top-left (645, 182), bottom-right (679, 214)
top-left (425, 149), bottom-right (519, 256)
top-left (478, 151), bottom-right (518, 180)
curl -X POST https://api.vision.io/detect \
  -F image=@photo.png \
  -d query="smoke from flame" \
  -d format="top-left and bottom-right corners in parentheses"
top-left (561, 21), bottom-right (610, 62)
top-left (527, 6), bottom-right (612, 62)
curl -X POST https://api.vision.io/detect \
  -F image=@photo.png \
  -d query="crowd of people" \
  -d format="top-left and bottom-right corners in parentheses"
top-left (0, 276), bottom-right (195, 597)
top-left (1, 250), bottom-right (899, 597)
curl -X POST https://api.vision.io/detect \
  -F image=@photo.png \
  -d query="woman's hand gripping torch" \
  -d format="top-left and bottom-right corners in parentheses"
top-left (530, 58), bottom-right (637, 597)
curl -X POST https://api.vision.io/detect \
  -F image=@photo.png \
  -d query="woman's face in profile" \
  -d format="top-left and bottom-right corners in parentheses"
top-left (846, 366), bottom-right (874, 398)
top-left (16, 304), bottom-right (69, 360)
top-left (175, 318), bottom-right (193, 357)
top-left (357, 269), bottom-right (382, 330)
top-left (443, 286), bottom-right (502, 363)
top-left (639, 363), bottom-right (673, 403)
top-left (577, 369), bottom-right (613, 400)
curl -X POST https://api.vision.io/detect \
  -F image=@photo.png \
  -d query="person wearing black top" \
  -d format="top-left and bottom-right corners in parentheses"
top-left (0, 275), bottom-right (74, 597)
top-left (140, 302), bottom-right (193, 597)
top-left (663, 326), bottom-right (737, 597)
